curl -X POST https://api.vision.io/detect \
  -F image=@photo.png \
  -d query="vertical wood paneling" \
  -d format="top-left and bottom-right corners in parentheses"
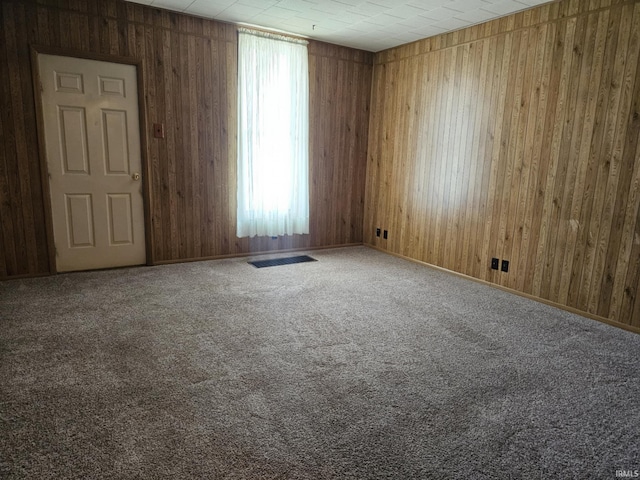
top-left (1, 1), bottom-right (49, 277)
top-left (307, 42), bottom-right (372, 250)
top-left (0, 3), bottom-right (18, 277)
top-left (592, 2), bottom-right (638, 317)
top-left (0, 0), bottom-right (372, 278)
top-left (366, 0), bottom-right (640, 327)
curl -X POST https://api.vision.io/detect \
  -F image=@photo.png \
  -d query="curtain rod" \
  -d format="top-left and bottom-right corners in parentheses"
top-left (238, 26), bottom-right (308, 46)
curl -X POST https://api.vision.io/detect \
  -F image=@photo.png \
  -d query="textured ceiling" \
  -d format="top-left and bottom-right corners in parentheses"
top-left (125, 0), bottom-right (555, 52)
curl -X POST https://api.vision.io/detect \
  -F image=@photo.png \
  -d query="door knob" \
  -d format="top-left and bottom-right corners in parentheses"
top-left (132, 172), bottom-right (140, 181)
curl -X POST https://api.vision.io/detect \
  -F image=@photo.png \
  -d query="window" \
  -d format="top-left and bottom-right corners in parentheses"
top-left (236, 28), bottom-right (309, 238)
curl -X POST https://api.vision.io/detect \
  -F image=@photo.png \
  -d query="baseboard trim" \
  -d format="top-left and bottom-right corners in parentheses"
top-left (365, 244), bottom-right (640, 335)
top-left (153, 243), bottom-right (364, 266)
top-left (0, 271), bottom-right (51, 281)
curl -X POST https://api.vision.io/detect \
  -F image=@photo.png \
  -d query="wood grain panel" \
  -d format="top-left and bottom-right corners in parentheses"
top-left (0, 0), bottom-right (372, 278)
top-left (366, 0), bottom-right (640, 327)
top-left (308, 42), bottom-right (372, 249)
top-left (0, 1), bottom-right (49, 277)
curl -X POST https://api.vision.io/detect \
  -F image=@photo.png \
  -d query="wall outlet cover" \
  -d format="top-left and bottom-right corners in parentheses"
top-left (153, 123), bottom-right (165, 139)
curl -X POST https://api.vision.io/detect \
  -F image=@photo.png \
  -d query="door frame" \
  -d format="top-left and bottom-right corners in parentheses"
top-left (31, 45), bottom-right (154, 273)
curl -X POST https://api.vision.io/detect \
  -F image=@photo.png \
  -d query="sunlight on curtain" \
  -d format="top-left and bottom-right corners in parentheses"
top-left (237, 28), bottom-right (309, 238)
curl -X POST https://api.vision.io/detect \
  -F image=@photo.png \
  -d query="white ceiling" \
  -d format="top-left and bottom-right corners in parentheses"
top-left (126, 0), bottom-right (554, 52)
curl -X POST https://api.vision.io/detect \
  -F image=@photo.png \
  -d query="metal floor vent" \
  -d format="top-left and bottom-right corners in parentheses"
top-left (249, 255), bottom-right (317, 268)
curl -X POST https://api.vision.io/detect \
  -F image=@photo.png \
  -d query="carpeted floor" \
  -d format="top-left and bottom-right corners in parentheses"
top-left (1, 246), bottom-right (639, 479)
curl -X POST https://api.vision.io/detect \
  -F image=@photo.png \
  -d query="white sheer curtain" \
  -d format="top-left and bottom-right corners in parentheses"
top-left (237, 28), bottom-right (309, 238)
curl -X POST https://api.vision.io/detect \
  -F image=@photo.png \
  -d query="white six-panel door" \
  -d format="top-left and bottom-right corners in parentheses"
top-left (39, 54), bottom-right (146, 272)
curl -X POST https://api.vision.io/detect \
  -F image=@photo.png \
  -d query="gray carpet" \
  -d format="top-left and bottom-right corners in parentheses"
top-left (1, 246), bottom-right (639, 479)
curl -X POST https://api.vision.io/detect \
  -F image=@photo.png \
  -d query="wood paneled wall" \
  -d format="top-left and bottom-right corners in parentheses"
top-left (0, 0), bottom-right (373, 278)
top-left (366, 0), bottom-right (640, 328)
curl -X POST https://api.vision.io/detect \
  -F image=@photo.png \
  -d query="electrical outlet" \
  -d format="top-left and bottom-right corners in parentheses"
top-left (376, 228), bottom-right (381, 237)
top-left (153, 123), bottom-right (165, 139)
top-left (501, 260), bottom-right (509, 273)
top-left (383, 230), bottom-right (388, 239)
top-left (491, 258), bottom-right (499, 270)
